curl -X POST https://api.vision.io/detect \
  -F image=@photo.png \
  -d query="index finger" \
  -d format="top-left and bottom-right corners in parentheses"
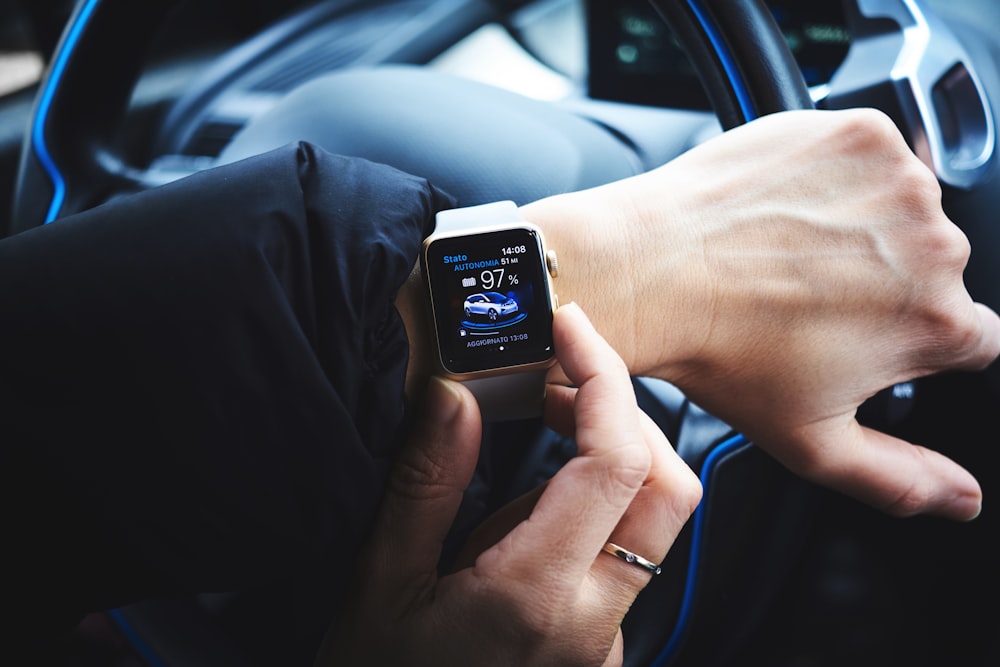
top-left (488, 303), bottom-right (651, 583)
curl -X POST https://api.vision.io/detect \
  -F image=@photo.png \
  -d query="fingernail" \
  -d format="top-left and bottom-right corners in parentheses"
top-left (425, 376), bottom-right (463, 424)
top-left (953, 494), bottom-right (982, 522)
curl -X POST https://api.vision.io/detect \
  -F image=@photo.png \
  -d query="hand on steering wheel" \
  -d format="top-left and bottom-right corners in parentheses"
top-left (522, 107), bottom-right (1000, 522)
top-left (317, 303), bottom-right (701, 667)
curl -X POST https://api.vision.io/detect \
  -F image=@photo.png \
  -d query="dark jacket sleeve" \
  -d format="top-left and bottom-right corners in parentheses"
top-left (0, 142), bottom-right (454, 636)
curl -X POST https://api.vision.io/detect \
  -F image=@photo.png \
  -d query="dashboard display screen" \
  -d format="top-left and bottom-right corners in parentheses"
top-left (423, 227), bottom-right (555, 375)
top-left (586, 0), bottom-right (851, 109)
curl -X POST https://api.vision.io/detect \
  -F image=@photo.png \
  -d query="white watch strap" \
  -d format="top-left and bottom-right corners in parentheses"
top-left (435, 200), bottom-right (524, 232)
top-left (463, 370), bottom-right (548, 422)
top-left (434, 201), bottom-right (546, 422)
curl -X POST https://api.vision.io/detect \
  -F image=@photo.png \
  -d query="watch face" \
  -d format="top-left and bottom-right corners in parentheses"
top-left (424, 227), bottom-right (555, 375)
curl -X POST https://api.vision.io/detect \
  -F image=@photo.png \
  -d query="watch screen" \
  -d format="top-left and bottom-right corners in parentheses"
top-left (424, 227), bottom-right (555, 374)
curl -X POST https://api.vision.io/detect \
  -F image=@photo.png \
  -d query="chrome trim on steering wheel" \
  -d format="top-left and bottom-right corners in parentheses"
top-left (856, 0), bottom-right (995, 189)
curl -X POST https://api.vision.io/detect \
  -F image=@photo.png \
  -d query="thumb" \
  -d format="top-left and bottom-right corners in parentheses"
top-left (364, 376), bottom-right (482, 595)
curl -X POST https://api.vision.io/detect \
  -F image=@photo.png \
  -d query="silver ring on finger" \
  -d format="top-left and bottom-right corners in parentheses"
top-left (601, 542), bottom-right (662, 576)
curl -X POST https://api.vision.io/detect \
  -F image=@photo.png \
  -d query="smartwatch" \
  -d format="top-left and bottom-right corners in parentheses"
top-left (421, 201), bottom-right (559, 421)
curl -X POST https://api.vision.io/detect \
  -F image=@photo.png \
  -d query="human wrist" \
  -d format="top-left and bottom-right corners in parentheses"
top-left (519, 176), bottom-right (708, 381)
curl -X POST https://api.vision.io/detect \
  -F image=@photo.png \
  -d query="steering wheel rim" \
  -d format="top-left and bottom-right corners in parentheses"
top-left (10, 0), bottom-right (177, 234)
top-left (650, 0), bottom-right (813, 128)
top-left (9, 1), bottom-right (815, 665)
top-left (10, 0), bottom-right (812, 235)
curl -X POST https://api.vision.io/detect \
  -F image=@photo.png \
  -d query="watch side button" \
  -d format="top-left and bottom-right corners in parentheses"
top-left (546, 249), bottom-right (559, 278)
top-left (553, 293), bottom-right (559, 309)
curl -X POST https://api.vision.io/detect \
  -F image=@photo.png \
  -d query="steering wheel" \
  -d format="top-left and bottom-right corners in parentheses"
top-left (10, 1), bottom-right (826, 665)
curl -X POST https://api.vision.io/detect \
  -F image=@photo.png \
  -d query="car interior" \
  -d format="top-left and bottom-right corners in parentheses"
top-left (1, 0), bottom-right (998, 665)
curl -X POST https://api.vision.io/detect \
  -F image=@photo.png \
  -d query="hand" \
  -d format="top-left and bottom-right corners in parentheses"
top-left (317, 303), bottom-right (701, 667)
top-left (522, 108), bottom-right (1000, 521)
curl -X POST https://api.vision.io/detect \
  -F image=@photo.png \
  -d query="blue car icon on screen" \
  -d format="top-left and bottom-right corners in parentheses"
top-left (464, 292), bottom-right (519, 322)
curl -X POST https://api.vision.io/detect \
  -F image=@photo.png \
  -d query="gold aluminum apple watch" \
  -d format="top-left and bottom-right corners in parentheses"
top-left (421, 200), bottom-right (559, 421)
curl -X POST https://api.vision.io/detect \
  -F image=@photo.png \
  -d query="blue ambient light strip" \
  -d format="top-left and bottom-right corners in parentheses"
top-left (108, 608), bottom-right (169, 667)
top-left (651, 432), bottom-right (750, 666)
top-left (649, 2), bottom-right (758, 663)
top-left (31, 0), bottom-right (102, 224)
top-left (684, 0), bottom-right (758, 123)
top-left (39, 3), bottom-right (172, 664)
